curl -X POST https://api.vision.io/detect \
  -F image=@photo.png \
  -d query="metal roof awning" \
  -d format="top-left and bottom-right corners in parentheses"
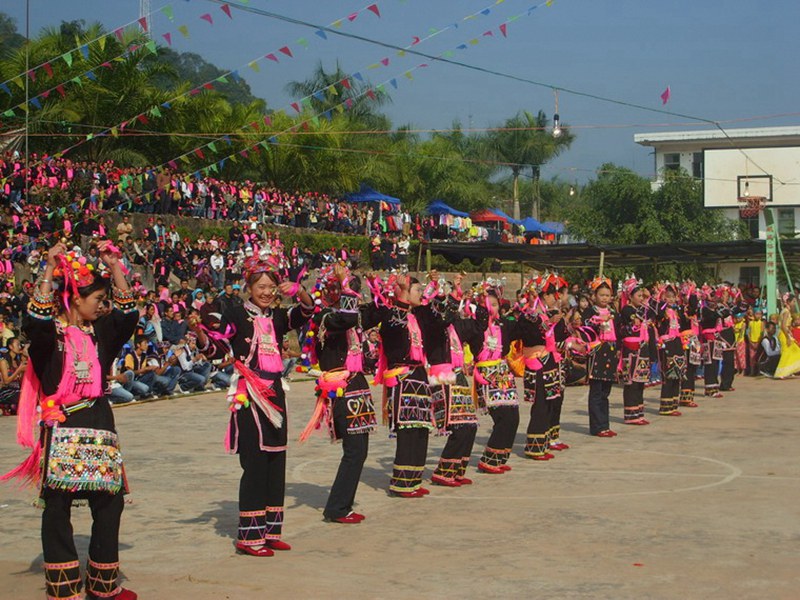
top-left (424, 239), bottom-right (800, 269)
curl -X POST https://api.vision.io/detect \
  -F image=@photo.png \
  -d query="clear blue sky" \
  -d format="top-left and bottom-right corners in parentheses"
top-left (5, 0), bottom-right (799, 183)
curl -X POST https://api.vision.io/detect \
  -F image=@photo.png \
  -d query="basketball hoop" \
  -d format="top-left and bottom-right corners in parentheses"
top-left (737, 196), bottom-right (766, 219)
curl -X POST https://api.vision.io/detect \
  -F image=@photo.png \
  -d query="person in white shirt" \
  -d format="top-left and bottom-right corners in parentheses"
top-left (759, 322), bottom-right (782, 377)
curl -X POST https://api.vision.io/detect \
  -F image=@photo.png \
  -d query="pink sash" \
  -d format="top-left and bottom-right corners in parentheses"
top-left (253, 316), bottom-right (284, 373)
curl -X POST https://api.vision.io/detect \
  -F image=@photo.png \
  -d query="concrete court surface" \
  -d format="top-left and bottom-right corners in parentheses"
top-left (1, 375), bottom-right (798, 600)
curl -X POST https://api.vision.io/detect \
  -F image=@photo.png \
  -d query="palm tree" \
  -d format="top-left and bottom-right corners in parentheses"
top-left (483, 110), bottom-right (574, 220)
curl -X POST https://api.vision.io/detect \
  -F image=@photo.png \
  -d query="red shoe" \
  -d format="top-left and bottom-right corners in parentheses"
top-left (87, 590), bottom-right (138, 600)
top-left (418, 487), bottom-right (430, 495)
top-left (478, 462), bottom-right (504, 474)
top-left (660, 410), bottom-right (682, 417)
top-left (596, 430), bottom-right (617, 438)
top-left (550, 442), bottom-right (570, 451)
top-left (680, 401), bottom-right (699, 408)
top-left (431, 475), bottom-right (461, 487)
top-left (351, 512), bottom-right (366, 521)
top-left (235, 542), bottom-right (274, 557)
top-left (705, 391), bottom-right (723, 398)
top-left (624, 418), bottom-right (649, 426)
top-left (500, 464), bottom-right (512, 471)
top-left (456, 477), bottom-right (473, 485)
top-left (393, 489), bottom-right (425, 498)
top-left (265, 540), bottom-right (292, 551)
top-left (530, 453), bottom-right (555, 461)
top-left (327, 514), bottom-right (362, 524)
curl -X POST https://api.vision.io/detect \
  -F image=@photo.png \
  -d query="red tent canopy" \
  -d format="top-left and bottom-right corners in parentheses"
top-left (471, 209), bottom-right (508, 223)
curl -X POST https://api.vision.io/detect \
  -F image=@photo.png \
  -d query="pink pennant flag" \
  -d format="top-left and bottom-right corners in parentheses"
top-left (266, 53), bottom-right (278, 62)
top-left (43, 62), bottom-right (53, 77)
top-left (279, 46), bottom-right (293, 58)
top-left (100, 61), bottom-right (113, 69)
top-left (41, 90), bottom-right (50, 99)
top-left (365, 89), bottom-right (376, 100)
top-left (499, 23), bottom-right (507, 37)
top-left (483, 30), bottom-right (494, 37)
top-left (200, 13), bottom-right (213, 25)
top-left (28, 70), bottom-right (36, 82)
top-left (138, 17), bottom-right (148, 32)
top-left (411, 36), bottom-right (420, 45)
top-left (380, 57), bottom-right (389, 66)
top-left (291, 102), bottom-right (301, 113)
top-left (660, 85), bottom-right (671, 105)
top-left (162, 32), bottom-right (172, 46)
top-left (220, 4), bottom-right (233, 19)
top-left (240, 150), bottom-right (248, 158)
top-left (348, 12), bottom-right (358, 22)
top-left (168, 160), bottom-right (178, 170)
top-left (367, 4), bottom-right (380, 17)
top-left (114, 28), bottom-right (124, 42)
top-left (263, 115), bottom-right (272, 126)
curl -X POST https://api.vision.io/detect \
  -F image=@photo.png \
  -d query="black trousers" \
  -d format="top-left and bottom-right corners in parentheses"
top-left (324, 401), bottom-right (369, 519)
top-left (524, 374), bottom-right (550, 457)
top-left (623, 382), bottom-right (645, 421)
top-left (720, 352), bottom-right (736, 390)
top-left (434, 426), bottom-right (477, 480)
top-left (480, 405), bottom-right (519, 466)
top-left (704, 358), bottom-right (720, 388)
top-left (659, 378), bottom-right (680, 413)
top-left (547, 396), bottom-right (565, 438)
top-left (42, 488), bottom-right (124, 564)
top-left (683, 362), bottom-right (697, 392)
top-left (389, 427), bottom-right (429, 492)
top-left (588, 379), bottom-right (613, 434)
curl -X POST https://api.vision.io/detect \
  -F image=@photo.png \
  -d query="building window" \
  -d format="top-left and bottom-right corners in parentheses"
top-left (664, 153), bottom-right (680, 172)
top-left (740, 214), bottom-right (759, 239)
top-left (777, 208), bottom-right (795, 236)
top-left (692, 152), bottom-right (703, 179)
top-left (739, 266), bottom-right (760, 288)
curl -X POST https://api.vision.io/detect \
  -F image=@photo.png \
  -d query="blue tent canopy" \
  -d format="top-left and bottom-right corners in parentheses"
top-left (344, 184), bottom-right (401, 205)
top-left (427, 199), bottom-right (469, 218)
top-left (542, 221), bottom-right (565, 234)
top-left (489, 208), bottom-right (522, 226)
top-left (520, 216), bottom-right (547, 232)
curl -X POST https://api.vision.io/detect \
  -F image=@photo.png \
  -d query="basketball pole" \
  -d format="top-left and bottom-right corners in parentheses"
top-left (764, 207), bottom-right (778, 317)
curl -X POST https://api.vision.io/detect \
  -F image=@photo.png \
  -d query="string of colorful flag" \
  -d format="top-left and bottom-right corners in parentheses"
top-left (166, 0), bottom-right (558, 179)
top-left (0, 1), bottom-right (239, 122)
top-left (44, 1), bottom-right (384, 162)
top-left (160, 0), bottom-right (528, 170)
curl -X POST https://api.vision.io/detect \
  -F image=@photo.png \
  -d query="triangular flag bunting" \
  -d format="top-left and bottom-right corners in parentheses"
top-left (28, 70), bottom-right (36, 82)
top-left (297, 37), bottom-right (309, 48)
top-left (0, 83), bottom-right (10, 96)
top-left (660, 85), bottom-right (671, 105)
top-left (381, 57), bottom-right (389, 66)
top-left (499, 23), bottom-right (507, 37)
top-left (216, 75), bottom-right (228, 83)
top-left (389, 78), bottom-right (398, 89)
top-left (248, 61), bottom-right (260, 72)
top-left (291, 102), bottom-right (301, 113)
top-left (208, 142), bottom-right (217, 153)
top-left (114, 28), bottom-right (124, 42)
top-left (367, 4), bottom-right (380, 17)
top-left (161, 5), bottom-right (175, 21)
top-left (30, 97), bottom-right (42, 109)
top-left (332, 20), bottom-right (342, 28)
top-left (365, 89), bottom-right (376, 100)
top-left (352, 72), bottom-right (363, 82)
top-left (266, 53), bottom-right (278, 62)
top-left (178, 24), bottom-right (190, 38)
top-left (341, 78), bottom-right (351, 90)
top-left (162, 32), bottom-right (172, 46)
top-left (150, 106), bottom-right (162, 118)
top-left (220, 4), bottom-right (232, 19)
top-left (263, 115), bottom-right (272, 126)
top-left (145, 41), bottom-right (157, 54)
top-left (43, 62), bottom-right (53, 77)
top-left (200, 13), bottom-right (213, 25)
top-left (56, 85), bottom-right (66, 97)
top-left (279, 46), bottom-right (293, 58)
top-left (315, 29), bottom-right (327, 40)
top-left (62, 52), bottom-right (73, 68)
top-left (137, 114), bottom-right (148, 124)
top-left (348, 12), bottom-right (358, 21)
top-left (230, 70), bottom-right (240, 82)
top-left (80, 45), bottom-right (89, 60)
top-left (138, 17), bottom-right (149, 32)
top-left (483, 30), bottom-right (494, 37)
top-left (85, 70), bottom-right (97, 81)
top-left (194, 148), bottom-right (205, 159)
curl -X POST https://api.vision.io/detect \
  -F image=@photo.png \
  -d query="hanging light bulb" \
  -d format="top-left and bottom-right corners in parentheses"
top-left (743, 181), bottom-right (750, 197)
top-left (552, 88), bottom-right (562, 138)
top-left (569, 185), bottom-right (576, 197)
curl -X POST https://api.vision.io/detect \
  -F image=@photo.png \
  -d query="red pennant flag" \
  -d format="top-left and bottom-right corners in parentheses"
top-left (114, 28), bottom-right (124, 42)
top-left (200, 13), bottom-right (213, 25)
top-left (203, 82), bottom-right (214, 90)
top-left (100, 61), bottom-right (113, 69)
top-left (138, 17), bottom-right (148, 32)
top-left (279, 46), bottom-right (293, 58)
top-left (120, 121), bottom-right (128, 131)
top-left (483, 30), bottom-right (494, 37)
top-left (168, 160), bottom-right (178, 170)
top-left (348, 12), bottom-right (358, 21)
top-left (41, 90), bottom-right (50, 99)
top-left (302, 121), bottom-right (309, 131)
top-left (660, 85), bottom-right (671, 105)
top-left (266, 53), bottom-right (278, 62)
top-left (195, 148), bottom-right (205, 159)
top-left (263, 115), bottom-right (272, 126)
top-left (291, 102), bottom-right (301, 113)
top-left (367, 4), bottom-right (380, 17)
top-left (366, 89), bottom-right (376, 100)
top-left (162, 32), bottom-right (172, 46)
top-left (341, 78), bottom-right (351, 90)
top-left (251, 144), bottom-right (260, 154)
top-left (499, 23), bottom-right (507, 37)
top-left (380, 57), bottom-right (389, 66)
top-left (239, 150), bottom-right (248, 158)
top-left (344, 98), bottom-right (354, 109)
top-left (189, 88), bottom-right (201, 96)
top-left (43, 62), bottom-right (53, 78)
top-left (28, 70), bottom-right (36, 82)
top-left (56, 85), bottom-right (66, 98)
top-left (220, 4), bottom-right (233, 19)
top-left (411, 36), bottom-right (420, 45)
top-left (137, 114), bottom-right (149, 125)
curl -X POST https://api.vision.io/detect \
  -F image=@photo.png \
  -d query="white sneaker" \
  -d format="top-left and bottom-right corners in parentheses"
top-left (281, 378), bottom-right (291, 392)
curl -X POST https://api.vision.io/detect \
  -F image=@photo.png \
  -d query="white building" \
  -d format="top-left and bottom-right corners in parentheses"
top-left (634, 126), bottom-right (800, 286)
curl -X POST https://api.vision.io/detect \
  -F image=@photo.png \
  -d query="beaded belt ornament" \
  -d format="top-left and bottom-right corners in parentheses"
top-left (44, 427), bottom-right (124, 494)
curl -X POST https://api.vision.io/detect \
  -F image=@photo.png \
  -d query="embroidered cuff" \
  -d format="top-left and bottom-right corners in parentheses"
top-left (29, 287), bottom-right (56, 320)
top-left (112, 286), bottom-right (137, 313)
